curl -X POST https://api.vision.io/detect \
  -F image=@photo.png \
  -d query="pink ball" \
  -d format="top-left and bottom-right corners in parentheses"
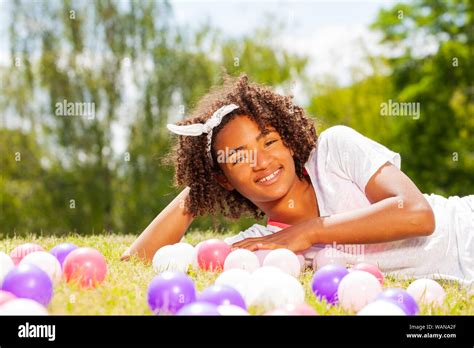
top-left (197, 239), bottom-right (231, 272)
top-left (0, 290), bottom-right (16, 306)
top-left (352, 263), bottom-right (384, 285)
top-left (63, 247), bottom-right (107, 288)
top-left (10, 243), bottom-right (44, 265)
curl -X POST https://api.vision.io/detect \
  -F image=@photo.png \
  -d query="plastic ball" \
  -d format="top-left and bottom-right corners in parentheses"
top-left (0, 298), bottom-right (48, 315)
top-left (357, 300), bottom-right (406, 315)
top-left (313, 247), bottom-right (347, 269)
top-left (1, 264), bottom-right (53, 306)
top-left (311, 264), bottom-right (349, 305)
top-left (147, 271), bottom-right (196, 315)
top-left (337, 271), bottom-right (382, 312)
top-left (20, 251), bottom-right (62, 283)
top-left (10, 243), bottom-right (44, 265)
top-left (265, 303), bottom-right (318, 316)
top-left (0, 290), bottom-right (16, 306)
top-left (63, 247), bottom-right (107, 288)
top-left (263, 248), bottom-right (301, 278)
top-left (0, 252), bottom-right (14, 286)
top-left (377, 288), bottom-right (419, 315)
top-left (352, 263), bottom-right (384, 285)
top-left (406, 279), bottom-right (446, 306)
top-left (246, 269), bottom-right (305, 310)
top-left (199, 284), bottom-right (246, 309)
top-left (224, 249), bottom-right (260, 272)
top-left (217, 304), bottom-right (249, 315)
top-left (296, 254), bottom-right (306, 271)
top-left (176, 302), bottom-right (220, 315)
top-left (254, 250), bottom-right (272, 265)
top-left (197, 239), bottom-right (231, 271)
top-left (215, 269), bottom-right (251, 299)
top-left (49, 243), bottom-right (78, 267)
top-left (152, 243), bottom-right (195, 274)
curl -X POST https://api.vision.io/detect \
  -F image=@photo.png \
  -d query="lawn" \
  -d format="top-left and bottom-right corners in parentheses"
top-left (1, 231), bottom-right (473, 315)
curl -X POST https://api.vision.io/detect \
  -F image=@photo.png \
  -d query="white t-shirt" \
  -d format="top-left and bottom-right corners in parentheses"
top-left (304, 125), bottom-right (401, 217)
top-left (224, 125), bottom-right (474, 286)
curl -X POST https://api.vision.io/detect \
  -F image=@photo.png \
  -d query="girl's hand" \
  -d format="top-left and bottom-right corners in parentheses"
top-left (231, 223), bottom-right (314, 253)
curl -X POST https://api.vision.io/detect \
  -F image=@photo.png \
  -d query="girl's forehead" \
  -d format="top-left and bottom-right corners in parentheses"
top-left (216, 115), bottom-right (278, 146)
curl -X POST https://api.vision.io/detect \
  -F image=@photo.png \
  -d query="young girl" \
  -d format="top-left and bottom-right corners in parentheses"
top-left (122, 74), bottom-right (474, 287)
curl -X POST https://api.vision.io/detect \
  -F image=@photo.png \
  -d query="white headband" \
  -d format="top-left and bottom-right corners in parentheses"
top-left (166, 104), bottom-right (240, 165)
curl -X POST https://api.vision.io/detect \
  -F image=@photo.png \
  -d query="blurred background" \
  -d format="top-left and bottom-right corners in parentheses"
top-left (0, 0), bottom-right (472, 237)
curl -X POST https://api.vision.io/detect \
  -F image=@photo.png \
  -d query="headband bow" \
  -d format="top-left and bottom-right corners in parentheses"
top-left (166, 104), bottom-right (240, 165)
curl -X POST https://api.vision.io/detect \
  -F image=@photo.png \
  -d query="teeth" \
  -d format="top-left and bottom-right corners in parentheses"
top-left (258, 169), bottom-right (280, 183)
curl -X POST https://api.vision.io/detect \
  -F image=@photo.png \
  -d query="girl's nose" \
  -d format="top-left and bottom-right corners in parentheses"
top-left (253, 149), bottom-right (272, 171)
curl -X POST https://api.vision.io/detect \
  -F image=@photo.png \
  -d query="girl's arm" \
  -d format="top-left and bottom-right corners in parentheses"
top-left (121, 186), bottom-right (195, 263)
top-left (232, 162), bottom-right (436, 252)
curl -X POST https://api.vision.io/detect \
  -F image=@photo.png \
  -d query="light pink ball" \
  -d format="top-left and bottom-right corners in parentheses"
top-left (266, 303), bottom-right (318, 315)
top-left (263, 249), bottom-right (301, 278)
top-left (10, 243), bottom-right (44, 265)
top-left (313, 247), bottom-right (347, 269)
top-left (337, 271), bottom-right (382, 312)
top-left (406, 279), bottom-right (446, 306)
top-left (254, 250), bottom-right (272, 266)
top-left (224, 249), bottom-right (260, 272)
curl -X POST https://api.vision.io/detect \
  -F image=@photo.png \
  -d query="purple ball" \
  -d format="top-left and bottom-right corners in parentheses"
top-left (1, 264), bottom-right (53, 306)
top-left (377, 288), bottom-right (419, 315)
top-left (199, 284), bottom-right (246, 309)
top-left (311, 264), bottom-right (349, 305)
top-left (177, 302), bottom-right (221, 316)
top-left (49, 243), bottom-right (78, 267)
top-left (147, 271), bottom-right (196, 315)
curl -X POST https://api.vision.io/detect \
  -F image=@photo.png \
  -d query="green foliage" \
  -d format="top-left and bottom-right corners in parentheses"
top-left (0, 0), bottom-right (307, 236)
top-left (311, 0), bottom-right (473, 197)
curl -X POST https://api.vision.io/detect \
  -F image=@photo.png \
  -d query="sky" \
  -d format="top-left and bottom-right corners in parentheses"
top-left (169, 0), bottom-right (398, 85)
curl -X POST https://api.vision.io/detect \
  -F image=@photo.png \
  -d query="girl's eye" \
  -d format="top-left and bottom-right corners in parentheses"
top-left (265, 139), bottom-right (278, 146)
top-left (232, 156), bottom-right (245, 166)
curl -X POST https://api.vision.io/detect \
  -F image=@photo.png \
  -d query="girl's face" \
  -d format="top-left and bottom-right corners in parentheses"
top-left (213, 115), bottom-right (299, 204)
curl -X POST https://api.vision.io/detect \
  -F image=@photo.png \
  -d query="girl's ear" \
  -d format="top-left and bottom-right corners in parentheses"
top-left (212, 172), bottom-right (234, 191)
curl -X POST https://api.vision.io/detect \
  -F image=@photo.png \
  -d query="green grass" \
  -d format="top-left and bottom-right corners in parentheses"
top-left (1, 232), bottom-right (473, 315)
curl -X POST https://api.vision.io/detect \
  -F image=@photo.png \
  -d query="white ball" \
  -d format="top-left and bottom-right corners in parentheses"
top-left (314, 247), bottom-right (347, 269)
top-left (217, 304), bottom-right (249, 315)
top-left (224, 249), bottom-right (260, 272)
top-left (263, 249), bottom-right (301, 278)
top-left (0, 252), bottom-right (14, 286)
top-left (337, 271), bottom-right (382, 312)
top-left (406, 279), bottom-right (446, 306)
top-left (357, 300), bottom-right (406, 316)
top-left (173, 242), bottom-right (196, 266)
top-left (246, 270), bottom-right (305, 310)
top-left (215, 268), bottom-right (252, 299)
top-left (251, 266), bottom-right (284, 280)
top-left (20, 251), bottom-right (62, 283)
top-left (0, 299), bottom-right (48, 315)
top-left (152, 244), bottom-right (191, 273)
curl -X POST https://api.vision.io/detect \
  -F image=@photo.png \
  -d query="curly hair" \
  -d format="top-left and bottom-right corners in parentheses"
top-left (164, 74), bottom-right (318, 220)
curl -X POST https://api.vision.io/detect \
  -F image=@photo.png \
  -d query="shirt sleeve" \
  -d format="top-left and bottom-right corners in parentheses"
top-left (321, 125), bottom-right (401, 192)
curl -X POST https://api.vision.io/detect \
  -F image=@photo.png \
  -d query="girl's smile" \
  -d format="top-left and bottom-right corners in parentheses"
top-left (255, 166), bottom-right (283, 185)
